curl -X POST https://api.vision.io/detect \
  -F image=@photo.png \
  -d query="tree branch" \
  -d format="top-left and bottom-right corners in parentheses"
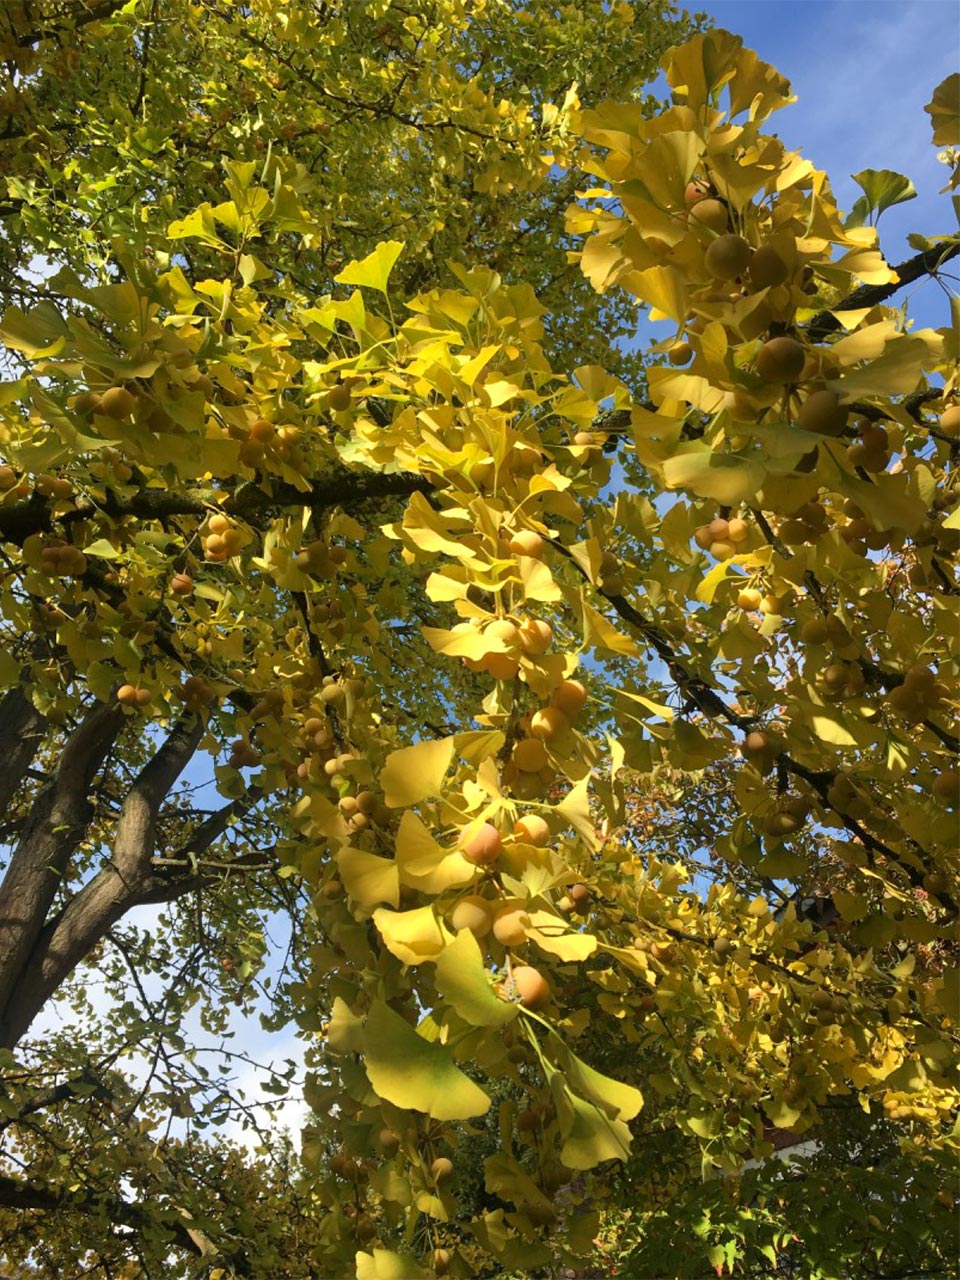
top-left (0, 466), bottom-right (433, 546)
top-left (0, 685), bottom-right (47, 813)
top-left (0, 714), bottom-right (203, 1049)
top-left (0, 701), bottom-right (124, 1043)
top-left (0, 1172), bottom-right (204, 1260)
top-left (807, 241), bottom-right (960, 341)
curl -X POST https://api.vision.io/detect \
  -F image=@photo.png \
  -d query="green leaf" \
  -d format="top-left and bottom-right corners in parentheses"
top-left (335, 240), bottom-right (405, 294)
top-left (661, 447), bottom-right (765, 505)
top-left (435, 929), bottom-right (517, 1026)
top-left (552, 1041), bottom-right (643, 1123)
top-left (360, 999), bottom-right (490, 1121)
top-left (0, 302), bottom-right (68, 357)
top-left (83, 538), bottom-right (122, 560)
top-left (845, 170), bottom-right (916, 228)
top-left (560, 1089), bottom-right (634, 1169)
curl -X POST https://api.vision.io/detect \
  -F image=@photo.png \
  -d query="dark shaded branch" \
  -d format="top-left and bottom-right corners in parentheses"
top-left (0, 701), bottom-right (124, 1038)
top-left (0, 714), bottom-right (203, 1049)
top-left (0, 1172), bottom-right (204, 1260)
top-left (0, 467), bottom-right (434, 545)
top-left (807, 241), bottom-right (960, 341)
top-left (0, 685), bottom-right (47, 812)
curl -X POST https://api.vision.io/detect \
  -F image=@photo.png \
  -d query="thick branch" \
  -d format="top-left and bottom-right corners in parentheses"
top-left (807, 241), bottom-right (960, 341)
top-left (0, 685), bottom-right (46, 812)
top-left (0, 702), bottom-right (124, 1036)
top-left (0, 466), bottom-right (433, 546)
top-left (0, 714), bottom-right (203, 1050)
top-left (0, 1172), bottom-right (203, 1260)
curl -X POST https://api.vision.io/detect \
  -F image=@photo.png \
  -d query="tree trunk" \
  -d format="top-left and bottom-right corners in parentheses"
top-left (0, 709), bottom-right (204, 1050)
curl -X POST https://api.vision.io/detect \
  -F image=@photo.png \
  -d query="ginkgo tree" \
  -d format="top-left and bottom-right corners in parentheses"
top-left (0, 6), bottom-right (958, 1278)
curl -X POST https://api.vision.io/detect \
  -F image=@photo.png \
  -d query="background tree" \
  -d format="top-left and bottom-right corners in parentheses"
top-left (0, 9), bottom-right (958, 1280)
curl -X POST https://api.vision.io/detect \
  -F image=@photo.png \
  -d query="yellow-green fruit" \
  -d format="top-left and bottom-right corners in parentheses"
top-left (800, 618), bottom-right (830, 645)
top-left (530, 706), bottom-right (569, 742)
top-left (551, 679), bottom-right (587, 717)
top-left (684, 179), bottom-right (711, 207)
top-left (798, 389), bottom-right (848, 436)
top-left (737, 587), bottom-right (762, 611)
top-left (431, 1157), bottom-right (454, 1185)
top-left (492, 906), bottom-right (531, 947)
top-left (748, 244), bottom-right (789, 289)
top-left (327, 384), bottom-right (352, 412)
top-left (938, 404), bottom-right (960, 436)
top-left (513, 737), bottom-right (549, 772)
top-left (704, 233), bottom-right (752, 280)
top-left (450, 896), bottom-right (494, 937)
top-left (727, 518), bottom-right (749, 543)
top-left (99, 386), bottom-right (137, 419)
top-left (668, 341), bottom-right (692, 365)
top-left (513, 814), bottom-right (551, 846)
top-left (689, 198), bottom-right (729, 234)
top-left (509, 529), bottom-right (545, 558)
top-left (518, 618), bottom-right (552, 655)
top-left (756, 336), bottom-right (805, 384)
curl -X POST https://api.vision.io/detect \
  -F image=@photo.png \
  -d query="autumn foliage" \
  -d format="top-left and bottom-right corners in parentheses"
top-left (0, 5), bottom-right (958, 1277)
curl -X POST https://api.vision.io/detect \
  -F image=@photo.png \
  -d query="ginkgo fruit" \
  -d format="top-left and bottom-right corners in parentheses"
top-left (99, 386), bottom-right (137, 418)
top-left (492, 906), bottom-right (531, 946)
top-left (512, 814), bottom-right (551, 845)
top-left (449, 896), bottom-right (494, 937)
top-left (568, 882), bottom-right (590, 910)
top-left (551, 679), bottom-right (587, 717)
top-left (517, 618), bottom-right (552, 655)
top-left (756, 336), bottom-right (805, 383)
top-left (530, 706), bottom-right (569, 741)
top-left (117, 684), bottom-right (146, 708)
top-left (508, 530), bottom-right (544, 558)
top-left (748, 243), bottom-right (789, 288)
top-left (430, 1157), bottom-right (454, 1185)
top-left (509, 965), bottom-right (550, 1010)
top-left (704, 233), bottom-right (751, 280)
top-left (688, 198), bottom-right (729, 234)
top-left (460, 822), bottom-right (502, 866)
top-left (170, 572), bottom-right (194, 596)
top-left (513, 737), bottom-right (548, 772)
top-left (327, 384), bottom-right (352, 412)
top-left (798, 388), bottom-right (848, 436)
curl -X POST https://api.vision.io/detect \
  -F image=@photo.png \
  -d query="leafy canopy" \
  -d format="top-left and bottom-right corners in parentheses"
top-left (0, 9), bottom-right (958, 1279)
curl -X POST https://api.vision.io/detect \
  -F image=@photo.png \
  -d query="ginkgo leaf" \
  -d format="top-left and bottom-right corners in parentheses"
top-left (372, 905), bottom-right (448, 966)
top-left (435, 929), bottom-right (517, 1026)
top-left (395, 811), bottom-right (475, 894)
top-left (381, 737), bottom-right (454, 808)
top-left (355, 1249), bottom-right (429, 1280)
top-left (326, 996), bottom-right (364, 1055)
top-left (560, 1090), bottom-right (635, 1169)
top-left (336, 847), bottom-right (400, 909)
top-left (925, 73), bottom-right (960, 146)
top-left (360, 1000), bottom-right (490, 1120)
top-left (335, 241), bottom-right (405, 293)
